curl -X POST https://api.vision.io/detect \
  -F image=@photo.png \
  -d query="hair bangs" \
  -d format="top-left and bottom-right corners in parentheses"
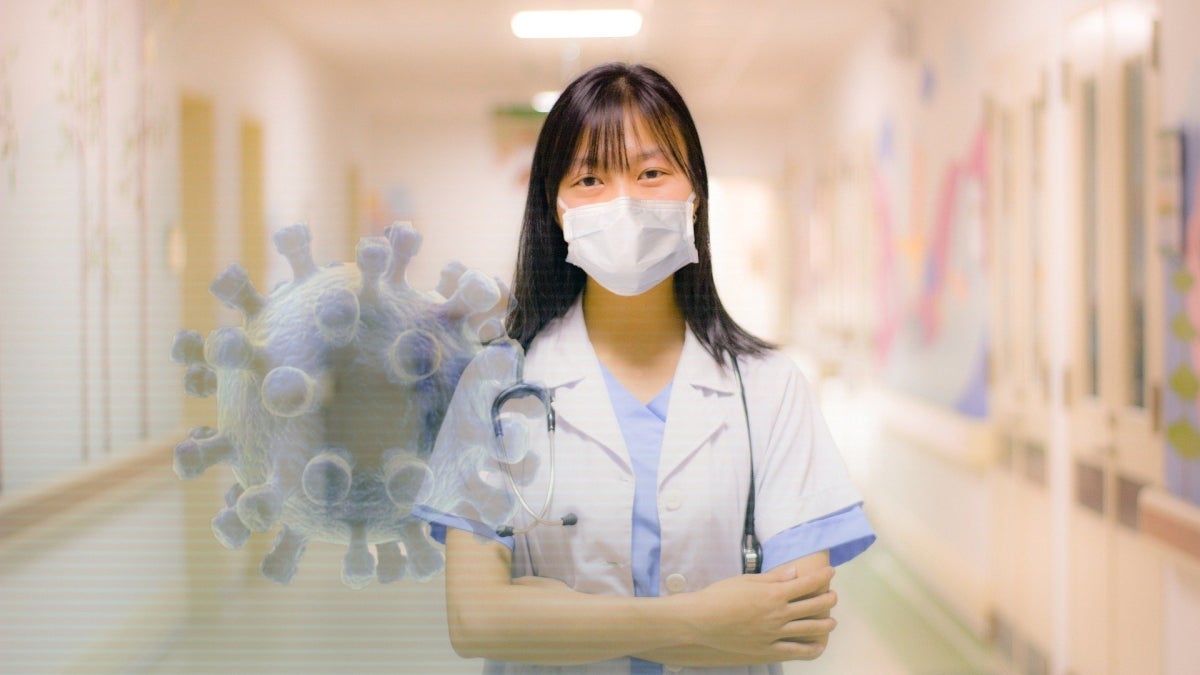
top-left (575, 99), bottom-right (630, 173)
top-left (637, 100), bottom-right (692, 181)
top-left (574, 93), bottom-right (690, 181)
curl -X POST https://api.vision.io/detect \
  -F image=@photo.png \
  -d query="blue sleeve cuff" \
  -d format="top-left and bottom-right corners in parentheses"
top-left (411, 504), bottom-right (515, 551)
top-left (761, 504), bottom-right (876, 570)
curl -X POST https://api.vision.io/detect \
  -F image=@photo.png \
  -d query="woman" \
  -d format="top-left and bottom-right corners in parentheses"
top-left (429, 62), bottom-right (875, 674)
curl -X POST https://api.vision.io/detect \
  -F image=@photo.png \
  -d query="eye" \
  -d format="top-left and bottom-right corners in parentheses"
top-left (639, 168), bottom-right (668, 181)
top-left (574, 175), bottom-right (602, 188)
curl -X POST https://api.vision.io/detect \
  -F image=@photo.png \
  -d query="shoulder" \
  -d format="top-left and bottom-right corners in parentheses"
top-left (734, 348), bottom-right (816, 403)
top-left (522, 297), bottom-right (588, 382)
top-left (730, 348), bottom-right (828, 443)
top-left (524, 306), bottom-right (578, 359)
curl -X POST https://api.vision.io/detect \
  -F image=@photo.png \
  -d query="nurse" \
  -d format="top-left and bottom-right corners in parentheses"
top-left (433, 62), bottom-right (875, 674)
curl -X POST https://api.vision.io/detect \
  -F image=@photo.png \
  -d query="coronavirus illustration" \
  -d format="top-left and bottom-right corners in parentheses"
top-left (170, 222), bottom-right (509, 588)
top-left (418, 337), bottom-right (544, 534)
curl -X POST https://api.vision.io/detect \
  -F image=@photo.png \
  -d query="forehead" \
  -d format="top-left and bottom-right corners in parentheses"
top-left (571, 108), bottom-right (686, 170)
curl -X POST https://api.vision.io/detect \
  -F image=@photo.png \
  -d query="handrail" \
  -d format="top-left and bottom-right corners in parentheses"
top-left (0, 434), bottom-right (176, 541)
top-left (872, 386), bottom-right (1000, 473)
top-left (1140, 485), bottom-right (1200, 565)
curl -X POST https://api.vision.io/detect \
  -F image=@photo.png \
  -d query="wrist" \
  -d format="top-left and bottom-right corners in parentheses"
top-left (662, 589), bottom-right (707, 648)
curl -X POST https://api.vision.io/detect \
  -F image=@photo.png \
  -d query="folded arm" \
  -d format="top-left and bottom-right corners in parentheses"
top-left (632, 551), bottom-right (834, 667)
top-left (444, 528), bottom-right (836, 666)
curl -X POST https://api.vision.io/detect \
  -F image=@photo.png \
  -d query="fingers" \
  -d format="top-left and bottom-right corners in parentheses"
top-left (769, 635), bottom-right (829, 661)
top-left (782, 588), bottom-right (837, 620)
top-left (762, 563), bottom-right (834, 588)
top-left (781, 567), bottom-right (835, 601)
top-left (759, 562), bottom-right (799, 581)
top-left (779, 615), bottom-right (837, 641)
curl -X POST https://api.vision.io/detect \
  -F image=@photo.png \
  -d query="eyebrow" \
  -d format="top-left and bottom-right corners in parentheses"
top-left (571, 148), bottom-right (667, 171)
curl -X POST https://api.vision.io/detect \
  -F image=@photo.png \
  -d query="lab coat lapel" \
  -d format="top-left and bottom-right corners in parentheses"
top-left (524, 300), bottom-right (632, 473)
top-left (658, 331), bottom-right (736, 486)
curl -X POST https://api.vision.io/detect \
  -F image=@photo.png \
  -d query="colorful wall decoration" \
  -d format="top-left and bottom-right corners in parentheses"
top-left (1165, 125), bottom-right (1200, 505)
top-left (876, 121), bottom-right (990, 418)
top-left (1162, 51), bottom-right (1200, 507)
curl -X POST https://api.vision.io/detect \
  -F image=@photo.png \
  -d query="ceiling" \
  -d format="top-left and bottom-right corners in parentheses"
top-left (249, 0), bottom-right (887, 121)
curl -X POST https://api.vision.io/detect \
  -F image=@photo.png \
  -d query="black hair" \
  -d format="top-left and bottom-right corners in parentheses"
top-left (506, 62), bottom-right (772, 364)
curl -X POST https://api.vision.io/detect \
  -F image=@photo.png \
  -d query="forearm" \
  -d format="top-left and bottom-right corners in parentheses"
top-left (633, 613), bottom-right (830, 667)
top-left (451, 585), bottom-right (700, 664)
top-left (445, 531), bottom-right (836, 666)
top-left (633, 645), bottom-right (794, 668)
top-left (446, 531), bottom-right (698, 664)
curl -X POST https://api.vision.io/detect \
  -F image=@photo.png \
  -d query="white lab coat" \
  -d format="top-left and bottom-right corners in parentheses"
top-left (477, 299), bottom-right (864, 675)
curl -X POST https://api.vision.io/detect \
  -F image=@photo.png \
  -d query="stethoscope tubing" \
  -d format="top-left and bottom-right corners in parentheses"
top-left (491, 381), bottom-right (568, 537)
top-left (490, 353), bottom-right (758, 574)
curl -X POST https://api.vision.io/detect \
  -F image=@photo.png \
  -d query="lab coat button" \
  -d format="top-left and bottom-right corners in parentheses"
top-left (664, 490), bottom-right (682, 510)
top-left (665, 573), bottom-right (687, 593)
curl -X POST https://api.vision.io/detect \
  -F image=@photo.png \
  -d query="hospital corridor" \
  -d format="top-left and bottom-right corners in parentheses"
top-left (2, 1), bottom-right (1199, 673)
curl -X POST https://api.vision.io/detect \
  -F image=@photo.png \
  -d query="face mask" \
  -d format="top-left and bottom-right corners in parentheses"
top-left (559, 193), bottom-right (698, 296)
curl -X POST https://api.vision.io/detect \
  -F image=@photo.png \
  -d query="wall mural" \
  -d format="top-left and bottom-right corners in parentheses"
top-left (1167, 123), bottom-right (1200, 505)
top-left (1163, 55), bottom-right (1200, 506)
top-left (875, 121), bottom-right (990, 418)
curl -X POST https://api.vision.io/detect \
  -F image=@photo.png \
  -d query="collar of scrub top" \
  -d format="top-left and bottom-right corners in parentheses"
top-left (522, 297), bottom-right (741, 487)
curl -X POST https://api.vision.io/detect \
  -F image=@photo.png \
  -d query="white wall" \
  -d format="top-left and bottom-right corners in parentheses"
top-left (0, 0), bottom-right (182, 493)
top-left (0, 0), bottom-right (373, 496)
top-left (364, 110), bottom-right (527, 290)
top-left (172, 0), bottom-right (370, 286)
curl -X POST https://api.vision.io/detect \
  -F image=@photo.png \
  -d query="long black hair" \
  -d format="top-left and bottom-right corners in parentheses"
top-left (506, 62), bottom-right (771, 364)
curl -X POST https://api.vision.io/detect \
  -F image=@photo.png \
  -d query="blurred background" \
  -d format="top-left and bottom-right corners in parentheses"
top-left (1, 0), bottom-right (1199, 672)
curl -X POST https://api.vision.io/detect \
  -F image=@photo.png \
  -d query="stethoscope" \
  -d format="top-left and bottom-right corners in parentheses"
top-left (490, 354), bottom-right (762, 574)
top-left (490, 379), bottom-right (577, 537)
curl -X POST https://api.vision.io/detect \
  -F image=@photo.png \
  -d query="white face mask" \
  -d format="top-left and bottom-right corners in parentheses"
top-left (559, 193), bottom-right (698, 296)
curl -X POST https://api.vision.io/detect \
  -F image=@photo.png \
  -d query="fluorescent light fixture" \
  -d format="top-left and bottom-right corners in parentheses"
top-left (531, 90), bottom-right (560, 113)
top-left (511, 10), bottom-right (642, 39)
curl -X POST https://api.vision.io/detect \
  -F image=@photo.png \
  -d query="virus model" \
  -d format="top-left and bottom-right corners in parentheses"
top-left (169, 223), bottom-right (507, 588)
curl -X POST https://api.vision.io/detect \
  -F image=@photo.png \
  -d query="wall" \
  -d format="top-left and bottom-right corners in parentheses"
top-left (0, 0), bottom-right (181, 495)
top-left (363, 109), bottom-right (527, 291)
top-left (792, 0), bottom-right (1200, 673)
top-left (171, 0), bottom-right (370, 290)
top-left (0, 0), bottom-right (370, 497)
top-left (0, 1), bottom-right (374, 669)
top-left (1156, 0), bottom-right (1200, 671)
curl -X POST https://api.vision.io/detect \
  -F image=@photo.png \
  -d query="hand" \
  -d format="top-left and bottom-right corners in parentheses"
top-left (687, 564), bottom-right (837, 660)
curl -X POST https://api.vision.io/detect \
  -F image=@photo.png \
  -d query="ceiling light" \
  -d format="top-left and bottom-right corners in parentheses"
top-left (531, 91), bottom-right (560, 113)
top-left (511, 10), bottom-right (643, 39)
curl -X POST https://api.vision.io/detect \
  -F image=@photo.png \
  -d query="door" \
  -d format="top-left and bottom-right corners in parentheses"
top-left (1063, 3), bottom-right (1164, 673)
